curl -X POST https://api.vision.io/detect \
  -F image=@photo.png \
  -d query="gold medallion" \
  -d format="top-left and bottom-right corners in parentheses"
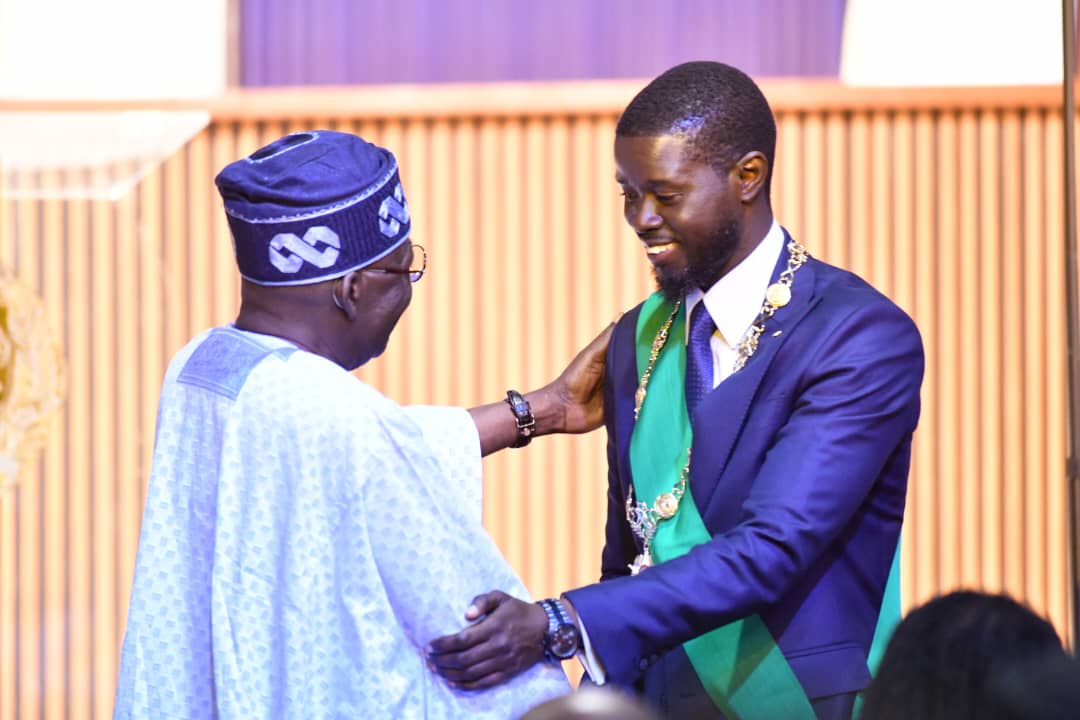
top-left (765, 282), bottom-right (791, 308)
top-left (655, 492), bottom-right (679, 519)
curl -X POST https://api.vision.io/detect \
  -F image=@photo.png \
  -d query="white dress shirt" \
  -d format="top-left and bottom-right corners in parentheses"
top-left (685, 219), bottom-right (786, 386)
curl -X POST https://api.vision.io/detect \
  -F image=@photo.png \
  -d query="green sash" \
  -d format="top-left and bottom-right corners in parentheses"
top-left (854, 544), bottom-right (902, 718)
top-left (629, 293), bottom-right (817, 719)
top-left (628, 291), bottom-right (902, 718)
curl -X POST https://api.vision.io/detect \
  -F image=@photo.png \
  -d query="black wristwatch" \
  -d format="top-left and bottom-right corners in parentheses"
top-left (505, 389), bottom-right (536, 448)
top-left (538, 598), bottom-right (581, 660)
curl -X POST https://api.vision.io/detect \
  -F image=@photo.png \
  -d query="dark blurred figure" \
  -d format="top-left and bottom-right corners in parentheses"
top-left (990, 651), bottom-right (1080, 720)
top-left (520, 686), bottom-right (662, 720)
top-left (860, 590), bottom-right (1079, 720)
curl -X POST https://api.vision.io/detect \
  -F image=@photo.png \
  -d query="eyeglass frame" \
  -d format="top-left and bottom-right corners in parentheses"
top-left (360, 244), bottom-right (427, 283)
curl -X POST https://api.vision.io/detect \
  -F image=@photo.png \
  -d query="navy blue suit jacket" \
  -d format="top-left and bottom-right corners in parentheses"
top-left (565, 237), bottom-right (924, 710)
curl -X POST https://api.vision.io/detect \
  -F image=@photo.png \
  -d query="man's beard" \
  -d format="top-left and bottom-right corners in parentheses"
top-left (653, 219), bottom-right (741, 303)
top-left (655, 265), bottom-right (691, 303)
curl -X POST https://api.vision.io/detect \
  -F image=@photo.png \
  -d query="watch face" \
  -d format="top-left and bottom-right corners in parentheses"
top-left (549, 623), bottom-right (580, 659)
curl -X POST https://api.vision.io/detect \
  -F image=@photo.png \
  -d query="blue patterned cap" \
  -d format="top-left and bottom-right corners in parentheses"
top-left (215, 130), bottom-right (412, 286)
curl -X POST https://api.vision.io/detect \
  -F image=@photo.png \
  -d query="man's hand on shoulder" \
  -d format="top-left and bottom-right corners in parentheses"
top-left (541, 320), bottom-right (615, 435)
top-left (426, 590), bottom-right (548, 690)
top-left (467, 321), bottom-right (614, 456)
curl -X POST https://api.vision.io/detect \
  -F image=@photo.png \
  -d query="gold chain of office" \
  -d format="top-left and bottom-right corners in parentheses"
top-left (625, 239), bottom-right (809, 575)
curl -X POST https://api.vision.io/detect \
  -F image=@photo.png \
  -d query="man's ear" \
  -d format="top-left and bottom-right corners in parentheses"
top-left (334, 271), bottom-right (363, 321)
top-left (733, 151), bottom-right (768, 204)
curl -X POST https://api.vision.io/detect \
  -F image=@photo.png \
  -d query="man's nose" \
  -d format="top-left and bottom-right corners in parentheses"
top-left (627, 197), bottom-right (663, 233)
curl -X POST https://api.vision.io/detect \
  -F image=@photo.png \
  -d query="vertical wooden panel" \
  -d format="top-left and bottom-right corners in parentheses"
top-left (776, 113), bottom-right (804, 243)
top-left (908, 109), bottom-right (936, 599)
top-left (487, 118), bottom-right (528, 568)
top-left (163, 150), bottom-right (190, 359)
top-left (957, 110), bottom-right (983, 589)
top-left (546, 117), bottom-right (574, 595)
top-left (15, 178), bottom-right (43, 720)
top-left (210, 125), bottom-right (240, 334)
top-left (870, 114), bottom-right (893, 297)
top-left (475, 115), bottom-right (506, 552)
top-left (89, 167), bottom-right (118, 720)
top-left (1043, 109), bottom-right (1069, 632)
top-left (114, 165), bottom-right (141, 676)
top-left (890, 112), bottom-right (915, 320)
top-left (0, 466), bottom-right (13, 720)
top-left (803, 113), bottom-right (826, 250)
top-left (1000, 110), bottom-right (1025, 593)
top-left (847, 112), bottom-right (870, 277)
top-left (978, 112), bottom-right (1004, 589)
top-left (892, 109), bottom-right (929, 598)
top-left (1, 86), bottom-right (1077, 715)
top-left (1, 172), bottom-right (14, 720)
top-left (427, 118), bottom-right (455, 405)
top-left (522, 117), bottom-right (550, 591)
top-left (137, 164), bottom-right (165, 514)
top-left (65, 179), bottom-right (92, 720)
top-left (386, 119), bottom-right (423, 402)
top-left (1022, 110), bottom-right (1048, 608)
top-left (935, 111), bottom-right (961, 596)
top-left (40, 171), bottom-right (65, 720)
top-left (450, 121), bottom-right (480, 408)
top-left (823, 112), bottom-right (849, 262)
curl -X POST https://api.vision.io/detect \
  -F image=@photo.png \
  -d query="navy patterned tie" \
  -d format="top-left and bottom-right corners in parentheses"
top-left (685, 302), bottom-right (716, 416)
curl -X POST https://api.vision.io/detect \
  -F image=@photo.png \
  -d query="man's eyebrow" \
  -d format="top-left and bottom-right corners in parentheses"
top-left (639, 179), bottom-right (687, 192)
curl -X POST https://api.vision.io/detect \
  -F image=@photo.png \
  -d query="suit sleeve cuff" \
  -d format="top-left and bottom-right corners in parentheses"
top-left (576, 614), bottom-right (607, 684)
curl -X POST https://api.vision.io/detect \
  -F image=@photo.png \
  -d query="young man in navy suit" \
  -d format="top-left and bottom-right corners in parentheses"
top-left (429, 61), bottom-right (924, 720)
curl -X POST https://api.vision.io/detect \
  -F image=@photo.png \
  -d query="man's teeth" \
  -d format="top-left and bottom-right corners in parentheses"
top-left (646, 242), bottom-right (678, 255)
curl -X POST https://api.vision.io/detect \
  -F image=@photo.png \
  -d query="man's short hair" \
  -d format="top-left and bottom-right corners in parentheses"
top-left (616, 61), bottom-right (777, 185)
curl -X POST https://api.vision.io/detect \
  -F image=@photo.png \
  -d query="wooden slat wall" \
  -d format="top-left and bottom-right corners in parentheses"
top-left (0, 82), bottom-right (1071, 716)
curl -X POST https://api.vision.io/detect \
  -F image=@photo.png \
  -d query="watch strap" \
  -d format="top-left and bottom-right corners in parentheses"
top-left (505, 389), bottom-right (536, 448)
top-left (538, 599), bottom-right (560, 634)
top-left (537, 599), bottom-right (560, 661)
top-left (537, 597), bottom-right (580, 660)
top-left (549, 598), bottom-right (573, 627)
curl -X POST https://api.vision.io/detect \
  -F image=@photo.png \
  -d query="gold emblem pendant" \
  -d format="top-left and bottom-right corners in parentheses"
top-left (655, 492), bottom-right (679, 519)
top-left (765, 282), bottom-right (791, 308)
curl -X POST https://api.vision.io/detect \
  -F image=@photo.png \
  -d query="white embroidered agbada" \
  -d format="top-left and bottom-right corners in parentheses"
top-left (114, 326), bottom-right (570, 719)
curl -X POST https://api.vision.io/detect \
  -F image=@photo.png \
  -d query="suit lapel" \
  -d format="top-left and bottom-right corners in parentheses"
top-left (613, 304), bottom-right (646, 497)
top-left (687, 235), bottom-right (823, 513)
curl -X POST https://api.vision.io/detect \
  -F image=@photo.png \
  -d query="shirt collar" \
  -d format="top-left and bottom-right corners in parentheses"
top-left (686, 220), bottom-right (785, 348)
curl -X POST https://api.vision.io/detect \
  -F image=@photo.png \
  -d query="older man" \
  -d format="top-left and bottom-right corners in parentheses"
top-left (114, 130), bottom-right (609, 719)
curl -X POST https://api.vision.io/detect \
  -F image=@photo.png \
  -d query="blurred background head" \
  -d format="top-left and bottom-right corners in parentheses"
top-left (860, 590), bottom-right (1076, 720)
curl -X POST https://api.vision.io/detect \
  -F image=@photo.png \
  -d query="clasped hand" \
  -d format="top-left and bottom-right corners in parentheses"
top-left (426, 591), bottom-right (550, 690)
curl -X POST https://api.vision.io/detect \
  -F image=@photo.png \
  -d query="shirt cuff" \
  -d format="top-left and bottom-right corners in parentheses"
top-left (576, 614), bottom-right (607, 684)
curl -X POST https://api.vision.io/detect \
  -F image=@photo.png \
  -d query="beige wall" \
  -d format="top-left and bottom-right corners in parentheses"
top-left (0, 80), bottom-right (1072, 716)
top-left (841, 0), bottom-right (1065, 85)
top-left (0, 0), bottom-right (227, 100)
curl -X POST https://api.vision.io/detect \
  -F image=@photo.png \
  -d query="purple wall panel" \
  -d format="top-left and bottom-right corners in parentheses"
top-left (239, 0), bottom-right (848, 86)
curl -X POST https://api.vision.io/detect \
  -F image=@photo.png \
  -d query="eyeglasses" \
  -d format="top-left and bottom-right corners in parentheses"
top-left (361, 244), bottom-right (427, 283)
